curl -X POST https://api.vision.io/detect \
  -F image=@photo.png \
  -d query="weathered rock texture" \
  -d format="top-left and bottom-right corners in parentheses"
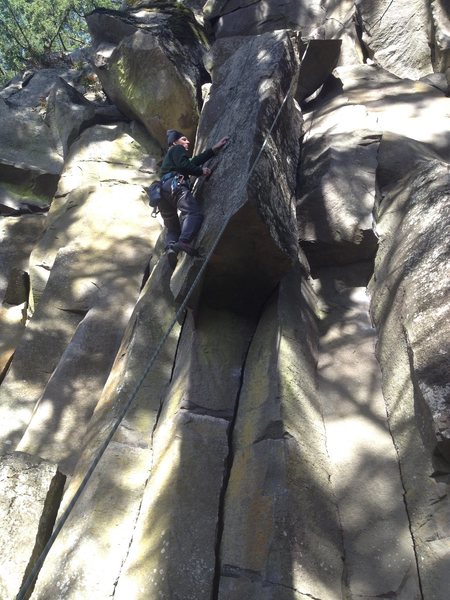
top-left (0, 123), bottom-right (162, 473)
top-left (297, 93), bottom-right (380, 268)
top-left (369, 136), bottom-right (450, 598)
top-left (87, 5), bottom-right (209, 147)
top-left (1, 1), bottom-right (450, 598)
top-left (316, 264), bottom-right (422, 598)
top-left (172, 30), bottom-right (302, 313)
top-left (372, 139), bottom-right (450, 462)
top-left (31, 257), bottom-right (181, 598)
top-left (0, 216), bottom-right (46, 380)
top-left (114, 305), bottom-right (256, 599)
top-left (218, 266), bottom-right (343, 599)
top-left (204, 0), bottom-right (325, 38)
top-left (45, 77), bottom-right (125, 159)
top-left (356, 0), bottom-right (433, 79)
top-left (335, 65), bottom-right (450, 161)
top-left (0, 452), bottom-right (65, 600)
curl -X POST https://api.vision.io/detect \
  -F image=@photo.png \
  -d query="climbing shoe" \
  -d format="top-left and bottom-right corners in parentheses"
top-left (166, 244), bottom-right (178, 269)
top-left (173, 240), bottom-right (199, 257)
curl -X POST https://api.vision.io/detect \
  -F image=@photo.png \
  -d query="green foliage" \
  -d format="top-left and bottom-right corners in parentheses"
top-left (0, 0), bottom-right (121, 84)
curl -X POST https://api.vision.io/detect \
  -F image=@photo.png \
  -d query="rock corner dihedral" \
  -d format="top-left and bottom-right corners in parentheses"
top-left (1, 1), bottom-right (449, 599)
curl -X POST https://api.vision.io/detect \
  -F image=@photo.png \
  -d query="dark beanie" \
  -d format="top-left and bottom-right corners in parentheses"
top-left (167, 129), bottom-right (183, 145)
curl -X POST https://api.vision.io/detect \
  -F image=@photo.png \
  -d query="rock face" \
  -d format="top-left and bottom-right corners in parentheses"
top-left (372, 138), bottom-right (450, 461)
top-left (356, 0), bottom-right (433, 79)
top-left (172, 30), bottom-right (302, 314)
top-left (218, 266), bottom-right (343, 599)
top-left (316, 264), bottom-right (422, 598)
top-left (336, 65), bottom-right (450, 161)
top-left (0, 216), bottom-right (46, 380)
top-left (30, 258), bottom-right (181, 599)
top-left (87, 6), bottom-right (209, 147)
top-left (114, 305), bottom-right (256, 599)
top-left (0, 123), bottom-right (162, 473)
top-left (45, 77), bottom-right (125, 159)
top-left (1, 1), bottom-right (450, 599)
top-left (297, 93), bottom-right (380, 268)
top-left (0, 452), bottom-right (65, 600)
top-left (204, 0), bottom-right (325, 38)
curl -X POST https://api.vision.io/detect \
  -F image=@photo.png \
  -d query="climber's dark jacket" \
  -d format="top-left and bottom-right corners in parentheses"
top-left (160, 144), bottom-right (215, 178)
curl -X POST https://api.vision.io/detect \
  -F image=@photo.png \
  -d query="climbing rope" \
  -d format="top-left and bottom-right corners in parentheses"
top-left (16, 66), bottom-right (298, 600)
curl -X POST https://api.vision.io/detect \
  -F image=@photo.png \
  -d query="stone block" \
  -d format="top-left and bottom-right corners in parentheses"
top-left (356, 0), bottom-right (433, 79)
top-left (171, 31), bottom-right (302, 314)
top-left (218, 266), bottom-right (343, 599)
top-left (297, 99), bottom-right (380, 268)
top-left (113, 305), bottom-right (256, 598)
top-left (0, 452), bottom-right (65, 600)
top-left (87, 6), bottom-right (209, 147)
top-left (0, 124), bottom-right (162, 470)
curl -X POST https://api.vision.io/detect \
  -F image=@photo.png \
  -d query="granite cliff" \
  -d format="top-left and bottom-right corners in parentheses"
top-left (0, 1), bottom-right (449, 599)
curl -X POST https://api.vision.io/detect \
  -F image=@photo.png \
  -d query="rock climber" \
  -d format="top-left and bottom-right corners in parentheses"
top-left (159, 129), bottom-right (229, 268)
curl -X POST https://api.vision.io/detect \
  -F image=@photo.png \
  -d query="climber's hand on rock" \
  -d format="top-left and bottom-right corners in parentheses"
top-left (212, 136), bottom-right (230, 153)
top-left (202, 166), bottom-right (212, 177)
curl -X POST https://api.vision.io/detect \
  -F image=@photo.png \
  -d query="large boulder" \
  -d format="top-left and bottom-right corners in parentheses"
top-left (355, 0), bottom-right (433, 79)
top-left (87, 6), bottom-right (209, 147)
top-left (297, 62), bottom-right (450, 270)
top-left (0, 123), bottom-right (162, 473)
top-left (171, 31), bottom-right (303, 314)
top-left (0, 96), bottom-right (62, 199)
top-left (0, 68), bottom-right (98, 200)
top-left (204, 0), bottom-right (364, 69)
top-left (0, 452), bottom-right (65, 600)
top-left (335, 64), bottom-right (450, 159)
top-left (297, 95), bottom-right (380, 269)
top-left (45, 77), bottom-right (125, 158)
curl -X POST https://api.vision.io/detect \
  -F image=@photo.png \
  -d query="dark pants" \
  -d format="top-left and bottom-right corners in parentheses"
top-left (159, 179), bottom-right (203, 247)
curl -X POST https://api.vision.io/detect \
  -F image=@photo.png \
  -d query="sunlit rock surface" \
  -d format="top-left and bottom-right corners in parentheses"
top-left (30, 258), bottom-right (181, 599)
top-left (355, 0), bottom-right (433, 79)
top-left (0, 123), bottom-right (161, 472)
top-left (113, 305), bottom-right (256, 599)
top-left (372, 139), bottom-right (450, 462)
top-left (297, 91), bottom-right (380, 268)
top-left (218, 266), bottom-right (343, 599)
top-left (45, 77), bottom-right (125, 159)
top-left (0, 452), bottom-right (65, 600)
top-left (0, 1), bottom-right (449, 598)
top-left (87, 5), bottom-right (209, 147)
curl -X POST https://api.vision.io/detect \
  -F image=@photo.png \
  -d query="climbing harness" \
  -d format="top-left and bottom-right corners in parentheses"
top-left (15, 69), bottom-right (297, 600)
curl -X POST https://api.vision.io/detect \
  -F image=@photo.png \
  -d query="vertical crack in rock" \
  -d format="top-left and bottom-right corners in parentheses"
top-left (211, 310), bottom-right (262, 599)
top-left (354, 8), bottom-right (371, 63)
top-left (321, 403), bottom-right (350, 599)
top-left (111, 310), bottom-right (187, 597)
top-left (17, 465), bottom-right (66, 600)
top-left (380, 367), bottom-right (425, 600)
